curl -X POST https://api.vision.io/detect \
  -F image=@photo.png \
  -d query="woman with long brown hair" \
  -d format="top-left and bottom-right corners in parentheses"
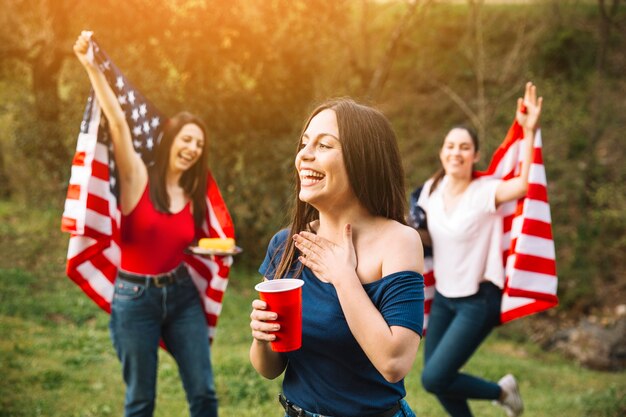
top-left (74, 31), bottom-right (218, 417)
top-left (249, 98), bottom-right (425, 417)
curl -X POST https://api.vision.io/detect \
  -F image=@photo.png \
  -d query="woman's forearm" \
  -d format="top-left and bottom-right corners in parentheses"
top-left (495, 129), bottom-right (535, 204)
top-left (334, 277), bottom-right (420, 383)
top-left (249, 339), bottom-right (287, 380)
top-left (82, 64), bottom-right (144, 192)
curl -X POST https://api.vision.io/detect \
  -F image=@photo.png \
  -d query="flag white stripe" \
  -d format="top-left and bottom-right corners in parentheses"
top-left (76, 132), bottom-right (98, 154)
top-left (94, 142), bottom-right (110, 164)
top-left (529, 163), bottom-right (547, 185)
top-left (210, 274), bottom-right (229, 293)
top-left (501, 230), bottom-right (512, 249)
top-left (76, 260), bottom-right (114, 302)
top-left (102, 239), bottom-right (122, 266)
top-left (523, 200), bottom-right (552, 223)
top-left (501, 294), bottom-right (535, 310)
top-left (86, 176), bottom-right (113, 201)
top-left (205, 298), bottom-right (222, 316)
top-left (508, 269), bottom-right (558, 294)
top-left (84, 209), bottom-right (112, 235)
top-left (67, 235), bottom-right (97, 259)
top-left (206, 201), bottom-right (226, 238)
top-left (515, 235), bottom-right (556, 259)
top-left (63, 199), bottom-right (86, 220)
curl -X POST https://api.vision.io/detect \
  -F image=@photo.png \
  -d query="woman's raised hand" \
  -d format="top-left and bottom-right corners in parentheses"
top-left (293, 224), bottom-right (358, 286)
top-left (516, 81), bottom-right (543, 133)
top-left (73, 30), bottom-right (95, 68)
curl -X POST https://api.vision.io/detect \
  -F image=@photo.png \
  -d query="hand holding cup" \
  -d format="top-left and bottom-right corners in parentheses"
top-left (252, 279), bottom-right (304, 352)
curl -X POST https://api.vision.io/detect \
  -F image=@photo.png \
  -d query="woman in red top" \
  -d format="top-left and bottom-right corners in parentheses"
top-left (74, 31), bottom-right (218, 417)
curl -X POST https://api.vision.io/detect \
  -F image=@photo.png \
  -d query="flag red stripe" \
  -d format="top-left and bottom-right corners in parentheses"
top-left (506, 287), bottom-right (559, 302)
top-left (513, 253), bottom-right (556, 275)
top-left (480, 123), bottom-right (522, 176)
top-left (61, 217), bottom-right (77, 232)
top-left (82, 225), bottom-right (112, 241)
top-left (533, 147), bottom-right (543, 164)
top-left (500, 298), bottom-right (558, 324)
top-left (86, 193), bottom-right (111, 216)
top-left (89, 251), bottom-right (118, 282)
top-left (502, 213), bottom-right (514, 233)
top-left (521, 218), bottom-right (553, 240)
top-left (66, 267), bottom-right (112, 312)
top-left (67, 184), bottom-right (82, 200)
top-left (527, 183), bottom-right (548, 202)
top-left (92, 160), bottom-right (110, 180)
top-left (423, 271), bottom-right (435, 286)
top-left (72, 151), bottom-right (87, 166)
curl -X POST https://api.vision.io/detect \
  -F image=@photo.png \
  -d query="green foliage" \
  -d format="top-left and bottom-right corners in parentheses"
top-left (539, 27), bottom-right (597, 80)
top-left (580, 385), bottom-right (626, 417)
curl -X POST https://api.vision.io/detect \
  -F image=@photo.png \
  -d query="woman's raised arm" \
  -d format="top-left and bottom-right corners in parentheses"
top-left (73, 31), bottom-right (147, 212)
top-left (496, 81), bottom-right (543, 206)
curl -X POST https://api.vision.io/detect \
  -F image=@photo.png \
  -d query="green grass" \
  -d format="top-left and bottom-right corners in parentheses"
top-left (0, 200), bottom-right (625, 416)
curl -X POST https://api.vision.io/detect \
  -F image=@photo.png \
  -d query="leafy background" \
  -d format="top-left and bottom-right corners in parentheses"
top-left (0, 0), bottom-right (625, 415)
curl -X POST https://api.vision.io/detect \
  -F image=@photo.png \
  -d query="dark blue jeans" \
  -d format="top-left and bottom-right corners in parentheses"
top-left (422, 282), bottom-right (502, 417)
top-left (110, 268), bottom-right (217, 417)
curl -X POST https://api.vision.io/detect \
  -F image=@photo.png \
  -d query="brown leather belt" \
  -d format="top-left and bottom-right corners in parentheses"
top-left (278, 393), bottom-right (402, 417)
top-left (118, 264), bottom-right (186, 288)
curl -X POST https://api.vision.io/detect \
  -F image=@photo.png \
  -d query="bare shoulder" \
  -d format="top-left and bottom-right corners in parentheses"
top-left (379, 220), bottom-right (424, 275)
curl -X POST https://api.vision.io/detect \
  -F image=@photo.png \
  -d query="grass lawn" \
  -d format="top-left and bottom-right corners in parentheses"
top-left (0, 200), bottom-right (624, 416)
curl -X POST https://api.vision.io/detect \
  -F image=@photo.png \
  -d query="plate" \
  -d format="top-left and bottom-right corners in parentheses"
top-left (188, 246), bottom-right (243, 256)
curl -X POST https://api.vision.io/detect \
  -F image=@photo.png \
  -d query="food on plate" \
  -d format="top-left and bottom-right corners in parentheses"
top-left (198, 237), bottom-right (236, 252)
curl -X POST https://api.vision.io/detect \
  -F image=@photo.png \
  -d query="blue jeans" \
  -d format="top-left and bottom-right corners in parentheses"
top-left (421, 282), bottom-right (502, 417)
top-left (282, 399), bottom-right (416, 417)
top-left (110, 267), bottom-right (217, 417)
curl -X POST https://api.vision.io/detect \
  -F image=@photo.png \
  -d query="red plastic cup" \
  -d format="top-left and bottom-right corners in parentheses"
top-left (254, 278), bottom-right (305, 352)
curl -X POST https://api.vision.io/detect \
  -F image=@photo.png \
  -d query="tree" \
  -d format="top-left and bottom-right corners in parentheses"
top-left (426, 0), bottom-right (539, 144)
top-left (0, 0), bottom-right (76, 195)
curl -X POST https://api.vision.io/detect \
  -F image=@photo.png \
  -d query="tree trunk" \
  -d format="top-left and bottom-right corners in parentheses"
top-left (16, 0), bottom-right (73, 184)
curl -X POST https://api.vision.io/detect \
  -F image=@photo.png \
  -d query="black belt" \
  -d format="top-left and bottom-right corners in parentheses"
top-left (279, 394), bottom-right (402, 417)
top-left (118, 264), bottom-right (186, 288)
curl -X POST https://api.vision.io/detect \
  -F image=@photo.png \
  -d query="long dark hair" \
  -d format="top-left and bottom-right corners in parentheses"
top-left (429, 125), bottom-right (479, 195)
top-left (274, 98), bottom-right (407, 279)
top-left (148, 111), bottom-right (209, 228)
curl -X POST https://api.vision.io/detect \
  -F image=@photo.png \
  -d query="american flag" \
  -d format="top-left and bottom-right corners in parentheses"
top-left (61, 37), bottom-right (234, 342)
top-left (412, 122), bottom-right (558, 330)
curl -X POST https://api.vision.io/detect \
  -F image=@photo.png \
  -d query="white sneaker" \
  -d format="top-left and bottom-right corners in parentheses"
top-left (495, 374), bottom-right (524, 417)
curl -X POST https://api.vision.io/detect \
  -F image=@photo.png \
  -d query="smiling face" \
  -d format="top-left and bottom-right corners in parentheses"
top-left (439, 127), bottom-right (479, 178)
top-left (168, 123), bottom-right (205, 174)
top-left (295, 109), bottom-right (353, 209)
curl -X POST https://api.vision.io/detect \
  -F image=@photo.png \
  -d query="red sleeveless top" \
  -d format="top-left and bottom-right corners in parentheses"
top-left (120, 185), bottom-right (195, 274)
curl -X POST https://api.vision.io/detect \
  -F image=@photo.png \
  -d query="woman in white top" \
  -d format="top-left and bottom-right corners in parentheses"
top-left (417, 82), bottom-right (543, 417)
